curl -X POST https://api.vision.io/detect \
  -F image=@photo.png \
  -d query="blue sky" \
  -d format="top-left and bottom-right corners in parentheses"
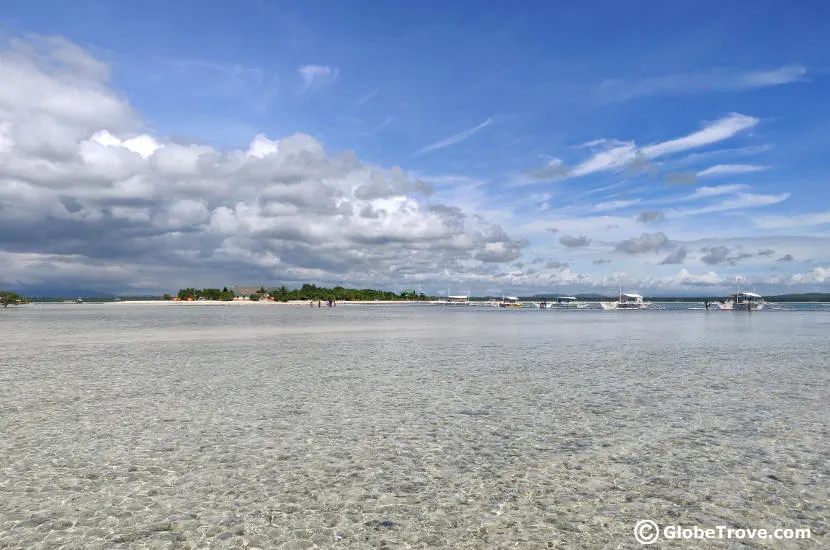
top-left (2, 0), bottom-right (830, 295)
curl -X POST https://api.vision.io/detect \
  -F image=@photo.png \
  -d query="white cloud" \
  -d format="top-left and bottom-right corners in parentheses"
top-left (790, 267), bottom-right (830, 284)
top-left (641, 113), bottom-right (759, 158)
top-left (596, 65), bottom-right (807, 103)
top-left (754, 211), bottom-right (830, 230)
top-left (414, 116), bottom-right (494, 156)
top-left (568, 113), bottom-right (759, 178)
top-left (298, 64), bottom-right (339, 93)
top-left (698, 164), bottom-right (772, 177)
top-left (679, 192), bottom-right (790, 216)
top-left (0, 37), bottom-right (532, 294)
top-left (661, 269), bottom-right (721, 286)
top-left (592, 199), bottom-right (641, 212)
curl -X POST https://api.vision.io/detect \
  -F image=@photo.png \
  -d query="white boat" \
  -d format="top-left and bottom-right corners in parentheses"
top-left (716, 291), bottom-right (766, 311)
top-left (438, 290), bottom-right (472, 306)
top-left (539, 296), bottom-right (585, 309)
top-left (498, 296), bottom-right (525, 309)
top-left (599, 290), bottom-right (650, 310)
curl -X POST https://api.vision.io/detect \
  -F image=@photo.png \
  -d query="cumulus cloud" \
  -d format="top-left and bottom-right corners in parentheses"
top-left (757, 249), bottom-right (775, 257)
top-left (659, 245), bottom-right (688, 265)
top-left (636, 210), bottom-right (665, 224)
top-left (614, 232), bottom-right (670, 254)
top-left (661, 269), bottom-right (721, 286)
top-left (0, 37), bottom-right (532, 293)
top-left (699, 246), bottom-right (757, 266)
top-left (700, 247), bottom-right (732, 265)
top-left (593, 258), bottom-right (611, 265)
top-left (559, 234), bottom-right (592, 248)
top-left (777, 254), bottom-right (794, 262)
top-left (790, 267), bottom-right (830, 284)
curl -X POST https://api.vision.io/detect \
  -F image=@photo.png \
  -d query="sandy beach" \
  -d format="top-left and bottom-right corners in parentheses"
top-left (108, 299), bottom-right (428, 306)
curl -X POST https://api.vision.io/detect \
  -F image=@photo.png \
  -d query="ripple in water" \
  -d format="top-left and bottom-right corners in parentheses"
top-left (0, 304), bottom-right (827, 548)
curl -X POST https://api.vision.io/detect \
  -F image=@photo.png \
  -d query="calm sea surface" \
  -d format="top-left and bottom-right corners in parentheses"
top-left (1, 304), bottom-right (827, 549)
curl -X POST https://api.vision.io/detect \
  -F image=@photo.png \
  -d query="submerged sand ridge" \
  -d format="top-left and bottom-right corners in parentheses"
top-left (0, 304), bottom-right (827, 548)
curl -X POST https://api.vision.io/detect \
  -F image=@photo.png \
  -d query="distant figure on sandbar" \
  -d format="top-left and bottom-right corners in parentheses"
top-left (310, 301), bottom-right (313, 307)
top-left (318, 300), bottom-right (321, 308)
top-left (747, 302), bottom-right (751, 312)
top-left (705, 301), bottom-right (710, 311)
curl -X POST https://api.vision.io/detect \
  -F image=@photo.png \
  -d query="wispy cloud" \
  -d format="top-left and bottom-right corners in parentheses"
top-left (680, 192), bottom-right (790, 216)
top-left (592, 199), bottom-right (641, 212)
top-left (754, 211), bottom-right (830, 229)
top-left (697, 164), bottom-right (772, 177)
top-left (415, 116), bottom-right (494, 156)
top-left (596, 64), bottom-right (807, 103)
top-left (671, 145), bottom-right (773, 168)
top-left (298, 64), bottom-right (339, 94)
top-left (361, 116), bottom-right (397, 137)
top-left (355, 88), bottom-right (379, 107)
top-left (563, 113), bottom-right (758, 179)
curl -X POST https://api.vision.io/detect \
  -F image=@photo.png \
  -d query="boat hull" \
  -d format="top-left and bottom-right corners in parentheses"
top-left (716, 301), bottom-right (765, 310)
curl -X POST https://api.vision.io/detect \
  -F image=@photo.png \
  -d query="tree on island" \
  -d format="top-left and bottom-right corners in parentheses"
top-left (0, 291), bottom-right (27, 307)
top-left (172, 284), bottom-right (437, 302)
top-left (176, 288), bottom-right (235, 301)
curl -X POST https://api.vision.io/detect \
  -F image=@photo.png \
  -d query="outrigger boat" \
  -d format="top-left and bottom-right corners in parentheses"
top-left (538, 296), bottom-right (586, 309)
top-left (716, 291), bottom-right (766, 311)
top-left (715, 278), bottom-right (767, 311)
top-left (438, 289), bottom-right (472, 306)
top-left (498, 296), bottom-right (525, 308)
top-left (599, 289), bottom-right (651, 310)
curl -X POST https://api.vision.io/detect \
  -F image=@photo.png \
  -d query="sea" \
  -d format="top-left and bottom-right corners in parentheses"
top-left (1, 303), bottom-right (827, 549)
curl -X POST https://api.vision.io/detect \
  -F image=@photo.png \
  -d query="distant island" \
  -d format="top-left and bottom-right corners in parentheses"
top-left (3, 287), bottom-right (829, 303)
top-left (170, 284), bottom-right (434, 302)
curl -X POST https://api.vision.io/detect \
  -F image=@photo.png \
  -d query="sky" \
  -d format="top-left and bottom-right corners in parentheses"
top-left (1, 0), bottom-right (830, 296)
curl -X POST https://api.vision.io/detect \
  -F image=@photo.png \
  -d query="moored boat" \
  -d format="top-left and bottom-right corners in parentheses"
top-left (716, 291), bottom-right (766, 311)
top-left (498, 296), bottom-right (525, 308)
top-left (599, 290), bottom-right (650, 310)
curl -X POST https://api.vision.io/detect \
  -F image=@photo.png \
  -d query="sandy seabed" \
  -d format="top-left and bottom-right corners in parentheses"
top-left (0, 304), bottom-right (827, 549)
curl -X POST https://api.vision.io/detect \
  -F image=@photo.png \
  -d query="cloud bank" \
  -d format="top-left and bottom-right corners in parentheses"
top-left (0, 37), bottom-right (528, 293)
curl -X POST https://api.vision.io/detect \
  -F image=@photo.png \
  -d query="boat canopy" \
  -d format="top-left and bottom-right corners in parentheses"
top-left (504, 296), bottom-right (519, 301)
top-left (738, 292), bottom-right (762, 298)
top-left (558, 296), bottom-right (578, 301)
top-left (622, 293), bottom-right (642, 298)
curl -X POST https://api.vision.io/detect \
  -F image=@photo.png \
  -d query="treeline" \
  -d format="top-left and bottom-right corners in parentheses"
top-left (766, 293), bottom-right (830, 302)
top-left (268, 284), bottom-right (431, 302)
top-left (170, 284), bottom-right (433, 302)
top-left (0, 291), bottom-right (27, 307)
top-left (174, 287), bottom-right (236, 301)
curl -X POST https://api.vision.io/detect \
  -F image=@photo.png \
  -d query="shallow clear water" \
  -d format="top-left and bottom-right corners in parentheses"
top-left (1, 304), bottom-right (827, 549)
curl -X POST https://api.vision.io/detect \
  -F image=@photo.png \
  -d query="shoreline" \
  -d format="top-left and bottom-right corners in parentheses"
top-left (105, 299), bottom-right (431, 305)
